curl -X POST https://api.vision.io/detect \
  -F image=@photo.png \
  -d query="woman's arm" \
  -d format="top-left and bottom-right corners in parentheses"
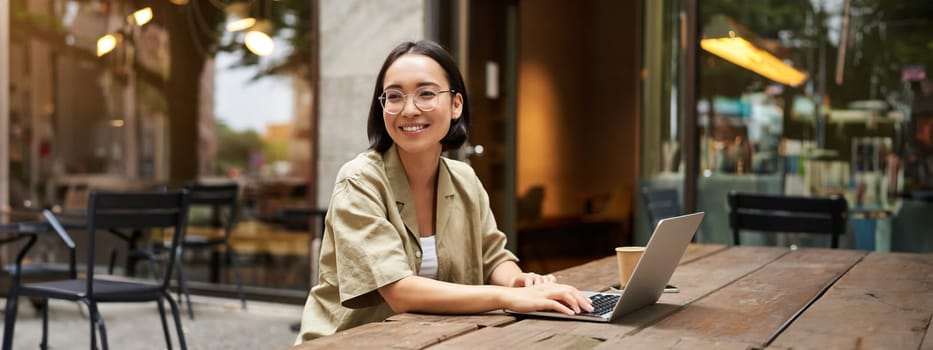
top-left (378, 275), bottom-right (592, 316)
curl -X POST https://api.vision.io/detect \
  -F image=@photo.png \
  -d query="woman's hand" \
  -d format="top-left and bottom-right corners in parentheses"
top-left (489, 261), bottom-right (560, 288)
top-left (508, 272), bottom-right (557, 287)
top-left (502, 283), bottom-right (594, 316)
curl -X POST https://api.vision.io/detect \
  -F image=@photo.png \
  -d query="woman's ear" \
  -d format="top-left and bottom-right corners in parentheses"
top-left (452, 93), bottom-right (464, 120)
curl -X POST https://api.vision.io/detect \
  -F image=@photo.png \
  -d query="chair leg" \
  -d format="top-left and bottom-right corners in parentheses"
top-left (175, 248), bottom-right (183, 307)
top-left (108, 248), bottom-right (118, 275)
top-left (165, 292), bottom-right (188, 350)
top-left (85, 300), bottom-right (97, 350)
top-left (175, 252), bottom-right (195, 320)
top-left (2, 290), bottom-right (19, 350)
top-left (157, 298), bottom-right (174, 350)
top-left (226, 243), bottom-right (247, 309)
top-left (40, 299), bottom-right (48, 350)
top-left (86, 300), bottom-right (109, 350)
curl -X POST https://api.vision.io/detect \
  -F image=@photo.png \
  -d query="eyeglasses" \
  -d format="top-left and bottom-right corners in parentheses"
top-left (378, 87), bottom-right (456, 115)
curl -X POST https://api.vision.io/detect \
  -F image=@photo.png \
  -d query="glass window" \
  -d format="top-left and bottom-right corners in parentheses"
top-left (639, 0), bottom-right (688, 243)
top-left (693, 0), bottom-right (933, 249)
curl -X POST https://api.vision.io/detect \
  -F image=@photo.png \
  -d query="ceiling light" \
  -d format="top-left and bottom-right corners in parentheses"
top-left (701, 15), bottom-right (807, 87)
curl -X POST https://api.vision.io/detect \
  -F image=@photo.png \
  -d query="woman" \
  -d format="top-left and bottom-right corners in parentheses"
top-left (296, 40), bottom-right (592, 343)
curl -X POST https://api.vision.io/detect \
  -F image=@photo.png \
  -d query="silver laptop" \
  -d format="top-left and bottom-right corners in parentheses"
top-left (507, 212), bottom-right (704, 322)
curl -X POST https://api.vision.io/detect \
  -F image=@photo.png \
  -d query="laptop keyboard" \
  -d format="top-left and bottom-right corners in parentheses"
top-left (581, 293), bottom-right (620, 316)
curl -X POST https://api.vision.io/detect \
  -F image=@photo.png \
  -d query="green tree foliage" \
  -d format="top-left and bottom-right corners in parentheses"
top-left (215, 122), bottom-right (262, 174)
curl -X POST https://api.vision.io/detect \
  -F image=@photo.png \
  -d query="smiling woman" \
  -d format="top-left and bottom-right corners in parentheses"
top-left (294, 41), bottom-right (594, 343)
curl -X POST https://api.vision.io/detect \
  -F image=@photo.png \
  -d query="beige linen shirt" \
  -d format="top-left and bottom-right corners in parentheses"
top-left (296, 145), bottom-right (518, 343)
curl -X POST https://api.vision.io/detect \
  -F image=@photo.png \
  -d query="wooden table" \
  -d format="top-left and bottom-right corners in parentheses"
top-left (291, 244), bottom-right (933, 349)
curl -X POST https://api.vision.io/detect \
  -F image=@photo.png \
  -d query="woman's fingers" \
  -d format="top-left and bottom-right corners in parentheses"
top-left (506, 283), bottom-right (593, 315)
top-left (559, 286), bottom-right (593, 313)
top-left (548, 300), bottom-right (575, 315)
top-left (542, 284), bottom-right (593, 314)
top-left (523, 274), bottom-right (535, 287)
top-left (522, 273), bottom-right (557, 286)
top-left (576, 290), bottom-right (594, 312)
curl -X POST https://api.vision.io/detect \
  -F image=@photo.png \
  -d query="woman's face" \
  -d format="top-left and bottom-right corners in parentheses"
top-left (381, 53), bottom-right (462, 157)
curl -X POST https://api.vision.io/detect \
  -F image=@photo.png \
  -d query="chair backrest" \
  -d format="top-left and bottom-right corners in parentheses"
top-left (641, 187), bottom-right (683, 229)
top-left (0, 215), bottom-right (77, 292)
top-left (727, 191), bottom-right (848, 248)
top-left (184, 182), bottom-right (239, 239)
top-left (85, 190), bottom-right (189, 294)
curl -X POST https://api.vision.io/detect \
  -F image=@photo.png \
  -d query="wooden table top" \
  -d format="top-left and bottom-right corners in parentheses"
top-left (290, 244), bottom-right (933, 349)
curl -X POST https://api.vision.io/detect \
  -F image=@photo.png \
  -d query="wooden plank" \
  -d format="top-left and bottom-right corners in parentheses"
top-left (923, 318), bottom-right (933, 350)
top-left (679, 243), bottom-right (728, 265)
top-left (292, 321), bottom-right (477, 350)
top-left (552, 256), bottom-right (618, 292)
top-left (438, 246), bottom-right (788, 346)
top-left (658, 246), bottom-right (787, 306)
top-left (387, 311), bottom-right (517, 327)
top-left (769, 252), bottom-right (933, 350)
top-left (596, 333), bottom-right (751, 350)
top-left (426, 326), bottom-right (603, 350)
top-left (429, 326), bottom-right (750, 350)
top-left (630, 248), bottom-right (866, 348)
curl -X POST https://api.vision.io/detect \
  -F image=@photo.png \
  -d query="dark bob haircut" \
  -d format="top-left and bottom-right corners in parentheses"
top-left (367, 40), bottom-right (470, 153)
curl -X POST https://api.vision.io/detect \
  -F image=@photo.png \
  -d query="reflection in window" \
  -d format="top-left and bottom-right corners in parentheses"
top-left (692, 0), bottom-right (933, 247)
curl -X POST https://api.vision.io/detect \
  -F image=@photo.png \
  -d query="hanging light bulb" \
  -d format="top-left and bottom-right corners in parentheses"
top-left (168, 0), bottom-right (189, 4)
top-left (130, 7), bottom-right (153, 26)
top-left (227, 17), bottom-right (256, 32)
top-left (244, 20), bottom-right (274, 56)
top-left (97, 33), bottom-right (120, 56)
top-left (225, 2), bottom-right (256, 31)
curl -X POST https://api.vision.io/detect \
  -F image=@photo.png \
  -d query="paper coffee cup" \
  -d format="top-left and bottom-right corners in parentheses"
top-left (615, 246), bottom-right (646, 288)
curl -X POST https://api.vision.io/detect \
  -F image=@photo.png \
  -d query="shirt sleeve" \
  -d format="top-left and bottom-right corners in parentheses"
top-left (330, 178), bottom-right (414, 308)
top-left (474, 175), bottom-right (519, 283)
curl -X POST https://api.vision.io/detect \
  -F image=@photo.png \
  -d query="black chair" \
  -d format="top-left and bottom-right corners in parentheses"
top-left (277, 207), bottom-right (326, 232)
top-left (727, 191), bottom-right (848, 248)
top-left (174, 182), bottom-right (245, 320)
top-left (1, 211), bottom-right (77, 323)
top-left (641, 187), bottom-right (683, 229)
top-left (103, 184), bottom-right (170, 277)
top-left (2, 191), bottom-right (190, 350)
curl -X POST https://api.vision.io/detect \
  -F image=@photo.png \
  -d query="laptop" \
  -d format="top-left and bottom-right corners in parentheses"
top-left (507, 212), bottom-right (704, 322)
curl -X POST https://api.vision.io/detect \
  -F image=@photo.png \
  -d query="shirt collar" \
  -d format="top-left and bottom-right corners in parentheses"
top-left (383, 144), bottom-right (457, 237)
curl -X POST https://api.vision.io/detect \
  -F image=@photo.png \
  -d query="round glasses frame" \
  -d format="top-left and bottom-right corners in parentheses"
top-left (378, 88), bottom-right (456, 115)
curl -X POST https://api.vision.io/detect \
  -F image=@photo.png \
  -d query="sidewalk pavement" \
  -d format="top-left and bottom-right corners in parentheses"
top-left (2, 295), bottom-right (304, 350)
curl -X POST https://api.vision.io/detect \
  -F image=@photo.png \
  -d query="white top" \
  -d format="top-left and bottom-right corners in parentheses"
top-left (418, 235), bottom-right (438, 279)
